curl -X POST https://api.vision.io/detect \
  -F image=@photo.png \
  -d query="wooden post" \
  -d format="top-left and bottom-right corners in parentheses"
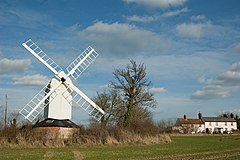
top-left (4, 94), bottom-right (7, 128)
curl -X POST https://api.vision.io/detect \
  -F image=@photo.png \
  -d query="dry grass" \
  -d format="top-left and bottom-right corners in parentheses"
top-left (74, 129), bottom-right (171, 145)
top-left (70, 123), bottom-right (171, 145)
top-left (0, 124), bottom-right (171, 148)
top-left (107, 130), bottom-right (171, 144)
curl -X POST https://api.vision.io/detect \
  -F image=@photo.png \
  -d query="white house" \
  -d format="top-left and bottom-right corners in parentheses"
top-left (174, 113), bottom-right (237, 134)
top-left (202, 117), bottom-right (237, 133)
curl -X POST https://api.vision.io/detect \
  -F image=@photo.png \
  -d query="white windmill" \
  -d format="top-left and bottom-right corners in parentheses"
top-left (19, 39), bottom-right (105, 124)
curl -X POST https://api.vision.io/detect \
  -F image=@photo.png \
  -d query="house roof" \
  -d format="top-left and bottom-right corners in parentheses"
top-left (202, 117), bottom-right (236, 122)
top-left (176, 118), bottom-right (204, 125)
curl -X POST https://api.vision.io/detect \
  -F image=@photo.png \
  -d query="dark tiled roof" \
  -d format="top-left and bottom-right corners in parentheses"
top-left (177, 118), bottom-right (204, 125)
top-left (33, 118), bottom-right (79, 128)
top-left (202, 117), bottom-right (236, 122)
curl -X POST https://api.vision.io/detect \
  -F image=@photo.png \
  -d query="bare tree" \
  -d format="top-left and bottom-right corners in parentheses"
top-left (0, 105), bottom-right (4, 129)
top-left (94, 90), bottom-right (124, 126)
top-left (110, 60), bottom-right (156, 128)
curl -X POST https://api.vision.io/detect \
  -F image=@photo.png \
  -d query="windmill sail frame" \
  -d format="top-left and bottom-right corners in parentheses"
top-left (19, 39), bottom-right (105, 122)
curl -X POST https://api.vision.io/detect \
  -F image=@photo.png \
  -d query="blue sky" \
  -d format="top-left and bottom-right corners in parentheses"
top-left (0, 0), bottom-right (240, 124)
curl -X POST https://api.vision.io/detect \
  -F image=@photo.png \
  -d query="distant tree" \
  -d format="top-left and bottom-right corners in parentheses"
top-left (110, 60), bottom-right (157, 128)
top-left (219, 112), bottom-right (236, 119)
top-left (94, 90), bottom-right (124, 126)
top-left (219, 112), bottom-right (240, 129)
top-left (7, 111), bottom-right (19, 128)
top-left (0, 105), bottom-right (4, 130)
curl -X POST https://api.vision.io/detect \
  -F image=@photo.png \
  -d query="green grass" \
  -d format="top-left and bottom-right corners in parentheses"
top-left (1, 135), bottom-right (240, 160)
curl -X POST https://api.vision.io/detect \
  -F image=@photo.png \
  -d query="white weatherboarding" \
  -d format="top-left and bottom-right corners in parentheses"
top-left (19, 39), bottom-right (105, 122)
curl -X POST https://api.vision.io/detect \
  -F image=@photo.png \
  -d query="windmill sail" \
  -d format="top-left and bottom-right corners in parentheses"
top-left (22, 39), bottom-right (62, 75)
top-left (20, 39), bottom-right (105, 122)
top-left (66, 46), bottom-right (99, 80)
top-left (19, 82), bottom-right (60, 122)
top-left (62, 83), bottom-right (105, 121)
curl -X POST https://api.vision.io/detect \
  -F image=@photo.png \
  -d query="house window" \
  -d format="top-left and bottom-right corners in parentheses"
top-left (231, 122), bottom-right (233, 126)
top-left (216, 122), bottom-right (218, 126)
top-left (209, 122), bottom-right (212, 126)
top-left (225, 122), bottom-right (227, 126)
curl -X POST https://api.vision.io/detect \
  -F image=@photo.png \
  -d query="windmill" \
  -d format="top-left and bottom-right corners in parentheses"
top-left (19, 39), bottom-right (105, 125)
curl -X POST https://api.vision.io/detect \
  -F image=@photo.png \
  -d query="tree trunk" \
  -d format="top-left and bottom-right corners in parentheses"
top-left (123, 97), bottom-right (134, 128)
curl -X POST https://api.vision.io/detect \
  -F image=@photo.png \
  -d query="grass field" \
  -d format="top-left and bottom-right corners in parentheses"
top-left (1, 135), bottom-right (240, 160)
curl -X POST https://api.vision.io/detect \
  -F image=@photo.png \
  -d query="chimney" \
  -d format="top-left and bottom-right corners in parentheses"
top-left (198, 112), bottom-right (202, 119)
top-left (184, 114), bottom-right (186, 119)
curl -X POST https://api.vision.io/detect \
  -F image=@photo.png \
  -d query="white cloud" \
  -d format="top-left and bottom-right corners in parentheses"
top-left (143, 51), bottom-right (229, 81)
top-left (161, 7), bottom-right (189, 18)
top-left (126, 15), bottom-right (156, 23)
top-left (192, 62), bottom-right (240, 100)
top-left (123, 0), bottom-right (187, 8)
top-left (192, 85), bottom-right (234, 100)
top-left (176, 22), bottom-right (212, 38)
top-left (93, 51), bottom-right (229, 83)
top-left (230, 43), bottom-right (240, 53)
top-left (127, 8), bottom-right (189, 23)
top-left (191, 15), bottom-right (206, 21)
top-left (13, 74), bottom-right (49, 86)
top-left (149, 87), bottom-right (167, 93)
top-left (0, 58), bottom-right (31, 74)
top-left (77, 21), bottom-right (172, 57)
